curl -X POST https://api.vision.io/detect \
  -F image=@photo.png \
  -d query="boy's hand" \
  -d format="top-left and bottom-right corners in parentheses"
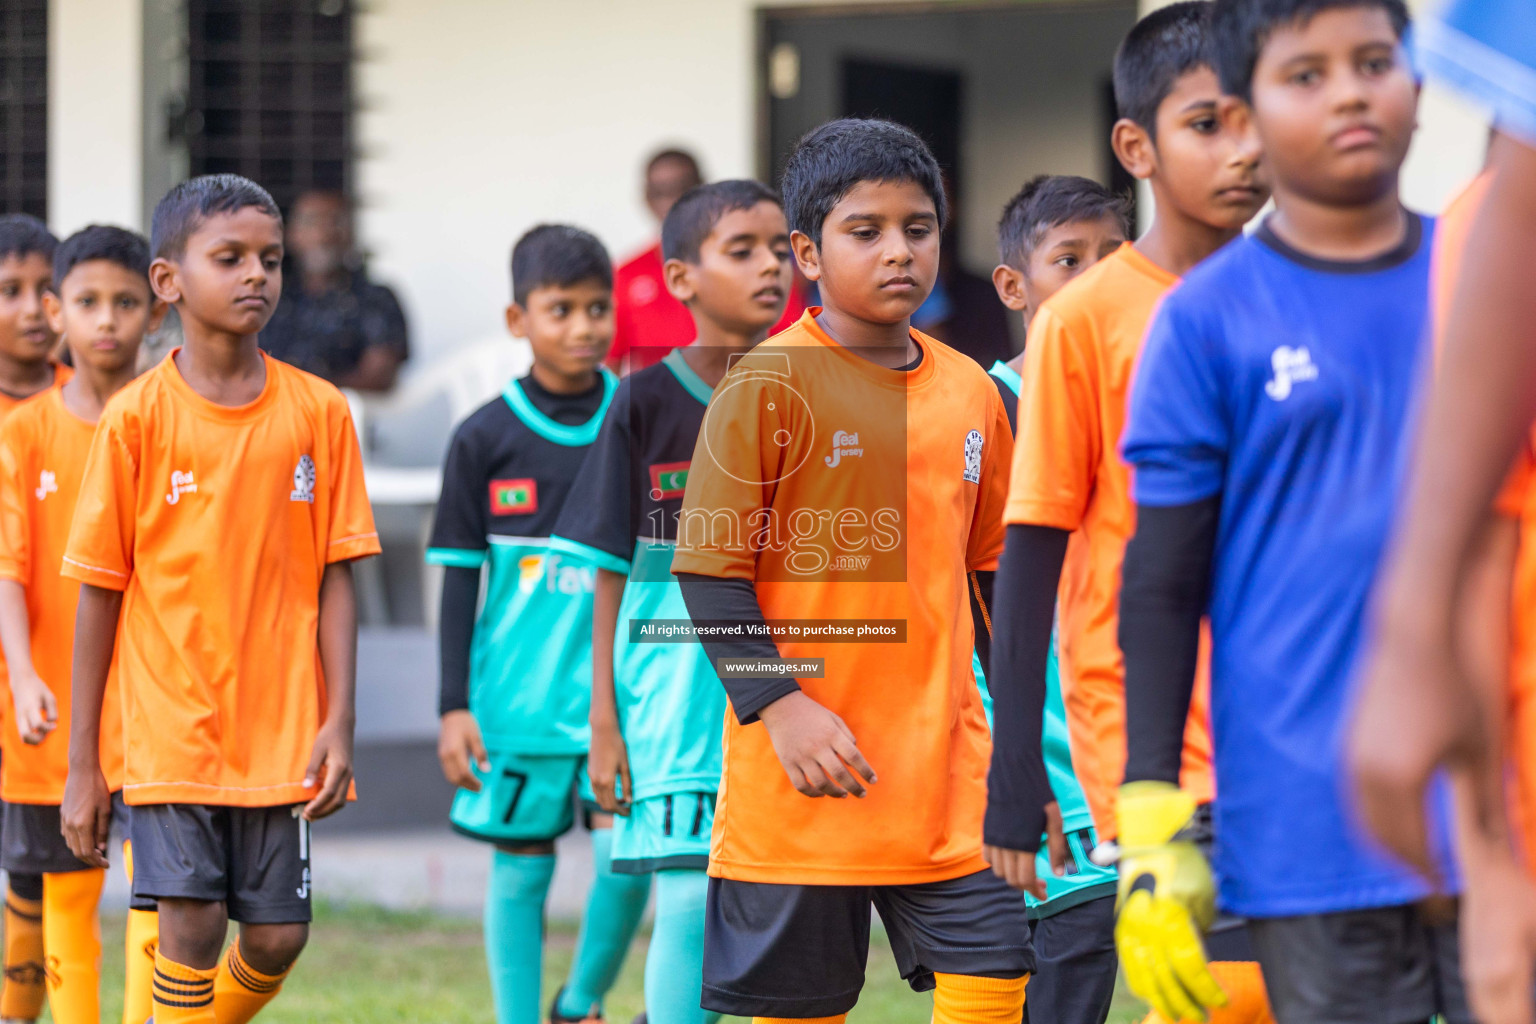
top-left (588, 719), bottom-right (633, 816)
top-left (438, 710), bottom-right (489, 792)
top-left (757, 691), bottom-right (877, 799)
top-left (9, 671), bottom-right (57, 745)
top-left (61, 764), bottom-right (112, 868)
top-left (982, 801), bottom-right (1062, 899)
top-left (302, 718), bottom-right (354, 821)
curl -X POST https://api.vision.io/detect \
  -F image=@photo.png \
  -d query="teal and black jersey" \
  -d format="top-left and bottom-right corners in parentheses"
top-left (988, 360), bottom-right (1116, 916)
top-left (552, 349), bottom-right (726, 801)
top-left (426, 370), bottom-right (618, 755)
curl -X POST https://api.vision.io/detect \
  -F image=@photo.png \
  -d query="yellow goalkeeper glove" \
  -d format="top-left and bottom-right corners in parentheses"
top-left (1114, 780), bottom-right (1228, 1023)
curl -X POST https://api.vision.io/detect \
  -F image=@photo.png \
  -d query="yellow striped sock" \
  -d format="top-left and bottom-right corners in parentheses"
top-left (150, 951), bottom-right (216, 1023)
top-left (212, 938), bottom-right (289, 1024)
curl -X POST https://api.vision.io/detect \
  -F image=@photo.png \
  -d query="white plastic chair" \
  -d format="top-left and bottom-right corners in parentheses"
top-left (349, 335), bottom-right (534, 625)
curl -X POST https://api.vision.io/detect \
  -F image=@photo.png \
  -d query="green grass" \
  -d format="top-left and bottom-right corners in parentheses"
top-left (82, 902), bottom-right (1148, 1023)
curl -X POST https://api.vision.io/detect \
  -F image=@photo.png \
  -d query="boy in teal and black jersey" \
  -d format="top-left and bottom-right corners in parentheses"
top-left (986, 174), bottom-right (1129, 1024)
top-left (552, 180), bottom-right (793, 1024)
top-left (427, 224), bottom-right (649, 1024)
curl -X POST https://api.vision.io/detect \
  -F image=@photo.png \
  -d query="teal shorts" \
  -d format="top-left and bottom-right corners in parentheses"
top-left (1027, 825), bottom-right (1119, 920)
top-left (449, 751), bottom-right (597, 846)
top-left (610, 792), bottom-right (715, 874)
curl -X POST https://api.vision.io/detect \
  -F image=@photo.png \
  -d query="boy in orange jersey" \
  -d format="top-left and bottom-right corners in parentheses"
top-left (0, 214), bottom-right (66, 1024)
top-left (0, 216), bottom-right (69, 414)
top-left (0, 226), bottom-right (164, 1024)
top-left (673, 118), bottom-right (1031, 1024)
top-left (60, 174), bottom-right (380, 1024)
top-left (980, 4), bottom-right (1272, 1021)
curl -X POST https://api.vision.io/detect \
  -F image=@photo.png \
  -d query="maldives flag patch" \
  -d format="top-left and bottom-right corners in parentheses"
top-left (648, 461), bottom-right (690, 500)
top-left (490, 478), bottom-right (537, 515)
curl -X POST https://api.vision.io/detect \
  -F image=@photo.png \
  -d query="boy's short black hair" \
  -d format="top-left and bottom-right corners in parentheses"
top-left (510, 225), bottom-right (612, 307)
top-left (997, 176), bottom-right (1132, 270)
top-left (1212, 0), bottom-right (1409, 102)
top-left (150, 173), bottom-right (282, 261)
top-left (1114, 2), bottom-right (1216, 136)
top-left (662, 180), bottom-right (782, 264)
top-left (780, 118), bottom-right (948, 245)
top-left (54, 225), bottom-right (151, 291)
top-left (0, 215), bottom-right (58, 268)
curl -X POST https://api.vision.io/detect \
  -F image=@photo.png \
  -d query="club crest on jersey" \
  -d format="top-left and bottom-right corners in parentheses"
top-left (290, 454), bottom-right (317, 503)
top-left (825, 430), bottom-right (863, 468)
top-left (166, 470), bottom-right (197, 505)
top-left (1265, 345), bottom-right (1318, 401)
top-left (34, 470), bottom-right (56, 501)
top-left (649, 461), bottom-right (690, 501)
top-left (490, 478), bottom-right (537, 515)
top-left (963, 429), bottom-right (984, 483)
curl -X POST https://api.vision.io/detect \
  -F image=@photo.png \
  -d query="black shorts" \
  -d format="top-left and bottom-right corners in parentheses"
top-left (1024, 893), bottom-right (1117, 1024)
top-left (1247, 903), bottom-right (1471, 1024)
top-left (701, 869), bottom-right (1035, 1018)
top-left (130, 804), bottom-right (312, 924)
top-left (1, 791), bottom-right (136, 876)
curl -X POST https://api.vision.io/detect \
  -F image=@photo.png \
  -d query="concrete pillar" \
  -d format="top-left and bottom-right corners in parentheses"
top-left (48, 0), bottom-right (144, 234)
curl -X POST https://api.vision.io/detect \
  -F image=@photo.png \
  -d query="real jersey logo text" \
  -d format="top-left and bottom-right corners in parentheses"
top-left (166, 470), bottom-right (197, 505)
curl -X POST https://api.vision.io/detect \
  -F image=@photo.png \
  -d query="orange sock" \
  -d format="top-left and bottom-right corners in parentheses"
top-left (120, 839), bottom-right (158, 1024)
top-left (150, 951), bottom-right (215, 1023)
top-left (1138, 961), bottom-right (1273, 1024)
top-left (932, 972), bottom-right (1029, 1024)
top-left (41, 869), bottom-right (105, 1024)
top-left (752, 1017), bottom-right (847, 1024)
top-left (1, 879), bottom-right (45, 1020)
top-left (212, 938), bottom-right (289, 1024)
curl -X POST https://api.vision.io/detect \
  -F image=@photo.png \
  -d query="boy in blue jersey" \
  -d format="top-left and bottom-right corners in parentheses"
top-left (1112, 1), bottom-right (1468, 1022)
top-left (427, 225), bottom-right (649, 1024)
top-left (552, 180), bottom-right (793, 1024)
top-left (986, 174), bottom-right (1129, 1024)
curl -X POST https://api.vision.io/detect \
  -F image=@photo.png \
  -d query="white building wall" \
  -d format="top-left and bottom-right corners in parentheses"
top-left (48, 0), bottom-right (143, 235)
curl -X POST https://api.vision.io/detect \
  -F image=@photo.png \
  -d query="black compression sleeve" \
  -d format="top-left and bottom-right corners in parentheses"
top-left (438, 564), bottom-right (480, 716)
top-left (675, 572), bottom-right (800, 725)
top-left (1119, 498), bottom-right (1220, 785)
top-left (983, 524), bottom-right (1070, 851)
top-left (969, 569), bottom-right (995, 678)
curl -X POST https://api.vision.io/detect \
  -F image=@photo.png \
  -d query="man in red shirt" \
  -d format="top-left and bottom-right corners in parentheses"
top-left (611, 149), bottom-right (805, 373)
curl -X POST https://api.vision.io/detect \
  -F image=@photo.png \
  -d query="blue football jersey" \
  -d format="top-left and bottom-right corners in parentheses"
top-left (1120, 216), bottom-right (1447, 917)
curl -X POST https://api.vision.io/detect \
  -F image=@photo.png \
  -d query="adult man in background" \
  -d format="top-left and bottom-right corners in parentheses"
top-left (261, 188), bottom-right (410, 391)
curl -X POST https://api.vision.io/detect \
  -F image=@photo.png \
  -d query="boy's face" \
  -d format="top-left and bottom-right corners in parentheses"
top-left (1012, 214), bottom-right (1128, 326)
top-left (1029, 214), bottom-right (1128, 299)
top-left (1120, 67), bottom-right (1270, 233)
top-left (43, 260), bottom-right (163, 375)
top-left (792, 179), bottom-right (940, 326)
top-left (1249, 6), bottom-right (1416, 206)
top-left (150, 207), bottom-right (284, 337)
top-left (0, 253), bottom-right (57, 366)
top-left (505, 279), bottom-right (614, 381)
top-left (666, 201), bottom-right (793, 336)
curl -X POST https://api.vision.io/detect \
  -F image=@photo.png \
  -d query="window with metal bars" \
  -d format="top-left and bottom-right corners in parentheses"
top-left (186, 0), bottom-right (353, 213)
top-left (0, 1), bottom-right (48, 218)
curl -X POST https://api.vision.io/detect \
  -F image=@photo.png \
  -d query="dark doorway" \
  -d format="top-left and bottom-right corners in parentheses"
top-left (841, 59), bottom-right (963, 190)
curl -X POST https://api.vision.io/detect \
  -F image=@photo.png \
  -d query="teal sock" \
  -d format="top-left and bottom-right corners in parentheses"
top-left (556, 827), bottom-right (652, 1018)
top-left (485, 850), bottom-right (556, 1024)
top-left (644, 868), bottom-right (720, 1024)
